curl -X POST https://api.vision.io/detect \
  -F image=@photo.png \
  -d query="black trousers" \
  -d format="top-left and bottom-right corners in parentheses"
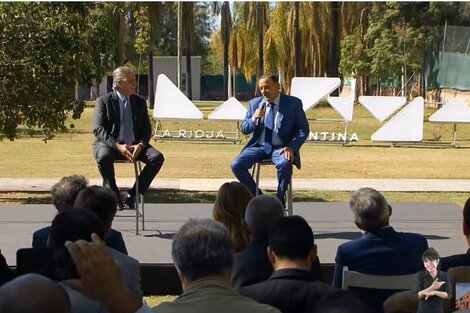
top-left (93, 141), bottom-right (164, 203)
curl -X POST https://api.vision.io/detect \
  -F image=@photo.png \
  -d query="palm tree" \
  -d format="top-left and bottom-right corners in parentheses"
top-left (327, 2), bottom-right (340, 95)
top-left (293, 2), bottom-right (300, 77)
top-left (244, 2), bottom-right (269, 84)
top-left (183, 2), bottom-right (194, 100)
top-left (212, 2), bottom-right (232, 99)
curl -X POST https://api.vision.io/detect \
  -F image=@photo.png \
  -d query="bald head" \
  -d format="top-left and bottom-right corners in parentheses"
top-left (0, 273), bottom-right (71, 313)
top-left (245, 195), bottom-right (285, 239)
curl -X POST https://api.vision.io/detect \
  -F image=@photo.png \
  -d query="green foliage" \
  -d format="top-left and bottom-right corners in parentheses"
top-left (340, 2), bottom-right (469, 94)
top-left (0, 2), bottom-right (114, 141)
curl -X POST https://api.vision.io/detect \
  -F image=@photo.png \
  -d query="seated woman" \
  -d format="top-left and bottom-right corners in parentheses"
top-left (212, 182), bottom-right (253, 252)
top-left (415, 247), bottom-right (452, 313)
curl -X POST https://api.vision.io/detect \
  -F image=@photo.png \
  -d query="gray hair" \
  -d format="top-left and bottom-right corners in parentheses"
top-left (245, 195), bottom-right (285, 239)
top-left (51, 175), bottom-right (89, 211)
top-left (112, 66), bottom-right (134, 89)
top-left (172, 219), bottom-right (233, 282)
top-left (349, 187), bottom-right (390, 232)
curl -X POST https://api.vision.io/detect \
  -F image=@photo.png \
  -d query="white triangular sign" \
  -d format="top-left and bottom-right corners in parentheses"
top-left (429, 98), bottom-right (470, 123)
top-left (327, 97), bottom-right (354, 121)
top-left (208, 97), bottom-right (247, 121)
top-left (290, 77), bottom-right (341, 112)
top-left (372, 97), bottom-right (424, 142)
top-left (359, 96), bottom-right (407, 121)
top-left (153, 74), bottom-right (203, 120)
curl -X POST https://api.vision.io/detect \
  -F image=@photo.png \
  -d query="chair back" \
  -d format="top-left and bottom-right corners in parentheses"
top-left (342, 266), bottom-right (416, 290)
top-left (446, 266), bottom-right (470, 313)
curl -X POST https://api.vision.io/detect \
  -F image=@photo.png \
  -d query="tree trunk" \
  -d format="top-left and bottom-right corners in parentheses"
top-left (118, 9), bottom-right (126, 66)
top-left (327, 2), bottom-right (339, 95)
top-left (186, 47), bottom-right (192, 100)
top-left (177, 3), bottom-right (182, 89)
top-left (148, 52), bottom-right (154, 109)
top-left (293, 2), bottom-right (301, 77)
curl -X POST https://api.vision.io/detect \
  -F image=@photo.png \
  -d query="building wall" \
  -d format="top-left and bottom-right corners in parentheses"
top-left (153, 56), bottom-right (201, 100)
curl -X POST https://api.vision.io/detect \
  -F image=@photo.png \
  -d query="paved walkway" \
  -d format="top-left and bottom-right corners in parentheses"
top-left (0, 177), bottom-right (468, 267)
top-left (0, 201), bottom-right (466, 267)
top-left (1, 177), bottom-right (470, 192)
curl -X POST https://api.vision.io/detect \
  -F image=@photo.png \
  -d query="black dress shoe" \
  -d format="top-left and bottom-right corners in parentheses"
top-left (123, 194), bottom-right (136, 210)
top-left (117, 201), bottom-right (125, 211)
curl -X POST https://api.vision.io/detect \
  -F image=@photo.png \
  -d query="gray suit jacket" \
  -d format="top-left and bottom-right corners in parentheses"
top-left (62, 248), bottom-right (141, 313)
top-left (93, 91), bottom-right (152, 149)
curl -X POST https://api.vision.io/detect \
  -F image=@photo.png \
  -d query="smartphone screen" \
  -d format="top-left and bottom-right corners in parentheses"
top-left (17, 247), bottom-right (79, 280)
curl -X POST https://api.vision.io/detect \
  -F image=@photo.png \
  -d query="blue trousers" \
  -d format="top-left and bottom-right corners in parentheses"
top-left (231, 146), bottom-right (292, 205)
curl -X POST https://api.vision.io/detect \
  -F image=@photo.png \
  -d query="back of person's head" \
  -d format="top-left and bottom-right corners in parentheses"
top-left (212, 181), bottom-right (252, 252)
top-left (73, 185), bottom-right (117, 232)
top-left (172, 218), bottom-right (233, 282)
top-left (268, 215), bottom-right (314, 261)
top-left (349, 187), bottom-right (390, 232)
top-left (51, 175), bottom-right (88, 211)
top-left (48, 209), bottom-right (105, 247)
top-left (0, 273), bottom-right (71, 313)
top-left (245, 195), bottom-right (285, 239)
top-left (313, 290), bottom-right (372, 313)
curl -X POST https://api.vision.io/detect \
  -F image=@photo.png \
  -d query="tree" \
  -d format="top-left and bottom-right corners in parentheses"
top-left (212, 2), bottom-right (232, 100)
top-left (0, 2), bottom-right (113, 140)
top-left (183, 2), bottom-right (195, 100)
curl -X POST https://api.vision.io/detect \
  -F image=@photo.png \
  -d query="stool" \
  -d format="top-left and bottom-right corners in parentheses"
top-left (104, 160), bottom-right (145, 235)
top-left (251, 159), bottom-right (293, 216)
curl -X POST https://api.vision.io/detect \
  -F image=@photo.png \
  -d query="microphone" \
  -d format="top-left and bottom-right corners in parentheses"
top-left (255, 99), bottom-right (267, 126)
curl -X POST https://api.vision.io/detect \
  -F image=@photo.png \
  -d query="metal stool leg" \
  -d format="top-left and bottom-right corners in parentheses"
top-left (137, 161), bottom-right (145, 231)
top-left (255, 162), bottom-right (261, 196)
top-left (132, 161), bottom-right (140, 235)
top-left (286, 179), bottom-right (293, 216)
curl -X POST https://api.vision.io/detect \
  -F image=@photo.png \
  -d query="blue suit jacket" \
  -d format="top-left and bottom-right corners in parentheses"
top-left (332, 226), bottom-right (428, 313)
top-left (440, 248), bottom-right (470, 271)
top-left (333, 227), bottom-right (428, 288)
top-left (241, 94), bottom-right (309, 169)
top-left (32, 226), bottom-right (128, 255)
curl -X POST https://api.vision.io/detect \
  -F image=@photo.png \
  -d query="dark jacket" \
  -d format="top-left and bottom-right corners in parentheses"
top-left (239, 268), bottom-right (335, 313)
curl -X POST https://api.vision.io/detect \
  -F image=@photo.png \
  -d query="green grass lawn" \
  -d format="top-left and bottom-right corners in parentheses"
top-left (2, 101), bottom-right (470, 206)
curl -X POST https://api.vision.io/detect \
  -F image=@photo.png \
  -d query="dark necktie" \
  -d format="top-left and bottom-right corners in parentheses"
top-left (122, 98), bottom-right (134, 144)
top-left (263, 102), bottom-right (275, 154)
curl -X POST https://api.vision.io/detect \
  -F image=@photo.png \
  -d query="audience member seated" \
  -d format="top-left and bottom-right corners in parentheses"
top-left (151, 218), bottom-right (281, 313)
top-left (0, 273), bottom-right (71, 313)
top-left (232, 195), bottom-right (322, 289)
top-left (73, 185), bottom-right (128, 254)
top-left (0, 250), bottom-right (14, 287)
top-left (414, 247), bottom-right (451, 313)
top-left (239, 215), bottom-right (336, 313)
top-left (441, 196), bottom-right (470, 271)
top-left (332, 187), bottom-right (428, 313)
top-left (231, 195), bottom-right (285, 289)
top-left (32, 175), bottom-right (88, 248)
top-left (212, 181), bottom-right (253, 252)
top-left (313, 290), bottom-right (372, 313)
top-left (48, 209), bottom-right (141, 313)
top-left (65, 233), bottom-right (150, 313)
top-left (383, 290), bottom-right (418, 313)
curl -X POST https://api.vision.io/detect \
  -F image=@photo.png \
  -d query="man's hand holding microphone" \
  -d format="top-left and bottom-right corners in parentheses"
top-left (254, 98), bottom-right (267, 126)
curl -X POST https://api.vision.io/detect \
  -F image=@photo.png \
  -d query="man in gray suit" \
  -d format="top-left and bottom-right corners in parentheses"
top-left (93, 66), bottom-right (164, 210)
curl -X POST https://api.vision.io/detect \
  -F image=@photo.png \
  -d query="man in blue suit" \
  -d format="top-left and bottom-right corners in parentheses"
top-left (231, 74), bottom-right (309, 205)
top-left (333, 187), bottom-right (428, 313)
top-left (440, 196), bottom-right (470, 270)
